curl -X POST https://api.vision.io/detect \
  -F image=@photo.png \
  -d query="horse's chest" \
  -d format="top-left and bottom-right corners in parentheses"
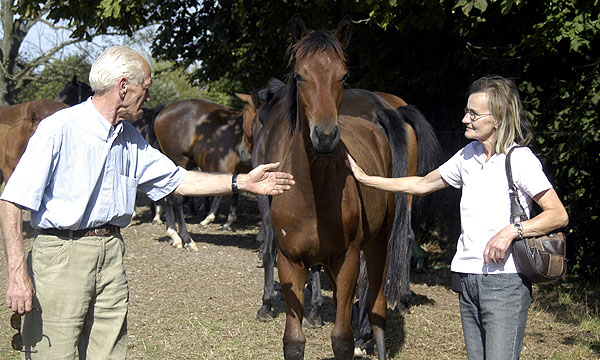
top-left (270, 176), bottom-right (360, 249)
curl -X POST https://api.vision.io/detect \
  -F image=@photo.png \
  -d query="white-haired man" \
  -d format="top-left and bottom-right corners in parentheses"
top-left (0, 46), bottom-right (294, 359)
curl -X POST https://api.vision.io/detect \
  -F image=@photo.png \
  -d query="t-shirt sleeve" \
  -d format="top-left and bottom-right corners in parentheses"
top-left (511, 147), bottom-right (553, 198)
top-left (438, 147), bottom-right (466, 189)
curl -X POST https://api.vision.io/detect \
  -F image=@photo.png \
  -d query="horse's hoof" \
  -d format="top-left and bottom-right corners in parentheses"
top-left (220, 224), bottom-right (232, 231)
top-left (256, 310), bottom-right (274, 322)
top-left (354, 347), bottom-right (367, 358)
top-left (173, 241), bottom-right (183, 249)
top-left (302, 316), bottom-right (323, 328)
top-left (185, 242), bottom-right (200, 252)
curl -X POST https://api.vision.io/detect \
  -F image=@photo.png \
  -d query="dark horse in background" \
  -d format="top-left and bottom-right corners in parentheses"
top-left (244, 16), bottom-right (442, 359)
top-left (0, 78), bottom-right (94, 185)
top-left (153, 96), bottom-right (252, 250)
top-left (55, 75), bottom-right (94, 106)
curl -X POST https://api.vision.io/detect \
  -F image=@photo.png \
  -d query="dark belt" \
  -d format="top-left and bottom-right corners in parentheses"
top-left (39, 225), bottom-right (120, 238)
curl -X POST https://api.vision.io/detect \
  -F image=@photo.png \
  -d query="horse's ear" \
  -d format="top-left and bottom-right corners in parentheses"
top-left (235, 93), bottom-right (252, 104)
top-left (290, 14), bottom-right (307, 43)
top-left (335, 15), bottom-right (353, 49)
top-left (72, 75), bottom-right (78, 83)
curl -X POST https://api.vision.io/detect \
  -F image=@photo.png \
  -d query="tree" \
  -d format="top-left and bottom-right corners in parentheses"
top-left (1, 0), bottom-right (152, 105)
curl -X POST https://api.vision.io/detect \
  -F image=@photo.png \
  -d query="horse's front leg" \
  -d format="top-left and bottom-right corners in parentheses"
top-left (200, 195), bottom-right (221, 226)
top-left (330, 247), bottom-right (361, 360)
top-left (222, 192), bottom-right (239, 231)
top-left (160, 195), bottom-right (183, 248)
top-left (173, 194), bottom-right (198, 251)
top-left (277, 249), bottom-right (308, 360)
top-left (257, 195), bottom-right (276, 321)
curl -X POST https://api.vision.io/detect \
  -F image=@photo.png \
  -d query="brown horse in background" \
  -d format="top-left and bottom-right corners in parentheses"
top-left (153, 96), bottom-right (252, 250)
top-left (0, 99), bottom-right (69, 185)
top-left (257, 15), bottom-right (395, 360)
top-left (1, 78), bottom-right (94, 186)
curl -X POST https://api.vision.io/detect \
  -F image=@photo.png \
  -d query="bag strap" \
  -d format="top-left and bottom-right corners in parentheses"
top-left (506, 146), bottom-right (529, 223)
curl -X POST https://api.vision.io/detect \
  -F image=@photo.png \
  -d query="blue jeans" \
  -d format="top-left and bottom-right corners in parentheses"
top-left (459, 273), bottom-right (532, 360)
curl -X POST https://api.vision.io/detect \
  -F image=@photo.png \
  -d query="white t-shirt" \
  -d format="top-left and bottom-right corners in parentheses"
top-left (438, 141), bottom-right (552, 274)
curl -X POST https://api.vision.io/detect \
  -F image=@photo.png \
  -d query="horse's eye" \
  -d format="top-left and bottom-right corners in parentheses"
top-left (342, 73), bottom-right (350, 83)
top-left (294, 72), bottom-right (304, 82)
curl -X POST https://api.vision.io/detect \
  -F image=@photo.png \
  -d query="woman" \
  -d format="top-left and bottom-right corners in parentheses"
top-left (346, 75), bottom-right (568, 359)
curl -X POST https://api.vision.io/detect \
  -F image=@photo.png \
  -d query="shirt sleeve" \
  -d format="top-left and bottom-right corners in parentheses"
top-left (129, 128), bottom-right (187, 201)
top-left (511, 147), bottom-right (553, 198)
top-left (438, 145), bottom-right (468, 189)
top-left (0, 119), bottom-right (61, 211)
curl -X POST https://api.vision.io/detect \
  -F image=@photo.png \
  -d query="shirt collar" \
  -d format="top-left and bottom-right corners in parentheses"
top-left (85, 98), bottom-right (124, 141)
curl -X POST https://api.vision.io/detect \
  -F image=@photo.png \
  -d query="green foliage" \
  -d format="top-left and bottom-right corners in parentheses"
top-left (16, 0), bottom-right (153, 39)
top-left (149, 62), bottom-right (235, 107)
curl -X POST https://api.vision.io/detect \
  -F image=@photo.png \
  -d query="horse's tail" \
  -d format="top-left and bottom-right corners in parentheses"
top-left (373, 107), bottom-right (413, 311)
top-left (375, 105), bottom-right (443, 310)
top-left (396, 105), bottom-right (444, 220)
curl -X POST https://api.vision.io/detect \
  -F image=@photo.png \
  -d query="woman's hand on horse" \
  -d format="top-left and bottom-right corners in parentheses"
top-left (345, 154), bottom-right (369, 182)
top-left (241, 162), bottom-right (295, 196)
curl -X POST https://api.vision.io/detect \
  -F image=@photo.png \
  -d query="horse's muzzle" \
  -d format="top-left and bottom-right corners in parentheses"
top-left (311, 123), bottom-right (340, 154)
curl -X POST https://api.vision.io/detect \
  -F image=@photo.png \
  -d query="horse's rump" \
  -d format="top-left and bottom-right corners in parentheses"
top-left (0, 99), bottom-right (69, 184)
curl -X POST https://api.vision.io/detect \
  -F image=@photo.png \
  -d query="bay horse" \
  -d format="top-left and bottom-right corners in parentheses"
top-left (245, 17), bottom-right (442, 358)
top-left (259, 15), bottom-right (397, 360)
top-left (55, 75), bottom-right (94, 106)
top-left (153, 96), bottom-right (252, 250)
top-left (243, 83), bottom-right (441, 334)
top-left (0, 99), bottom-right (69, 185)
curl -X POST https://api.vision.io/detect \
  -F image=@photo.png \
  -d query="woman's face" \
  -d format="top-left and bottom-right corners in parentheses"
top-left (462, 91), bottom-right (498, 144)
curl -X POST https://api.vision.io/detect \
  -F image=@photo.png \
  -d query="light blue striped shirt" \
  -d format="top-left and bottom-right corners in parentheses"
top-left (0, 98), bottom-right (186, 230)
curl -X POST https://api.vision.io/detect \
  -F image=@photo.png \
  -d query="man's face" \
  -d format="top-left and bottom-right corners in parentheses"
top-left (121, 60), bottom-right (152, 122)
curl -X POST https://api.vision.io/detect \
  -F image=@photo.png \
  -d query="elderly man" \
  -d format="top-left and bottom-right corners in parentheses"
top-left (0, 45), bottom-right (293, 359)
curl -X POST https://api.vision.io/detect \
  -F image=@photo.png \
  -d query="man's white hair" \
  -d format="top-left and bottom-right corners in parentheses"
top-left (89, 46), bottom-right (148, 95)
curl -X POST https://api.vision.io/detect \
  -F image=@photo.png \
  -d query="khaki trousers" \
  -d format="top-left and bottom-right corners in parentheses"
top-left (22, 233), bottom-right (129, 360)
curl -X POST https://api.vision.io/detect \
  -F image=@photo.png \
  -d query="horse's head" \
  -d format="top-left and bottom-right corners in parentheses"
top-left (56, 75), bottom-right (94, 106)
top-left (235, 92), bottom-right (260, 164)
top-left (289, 15), bottom-right (352, 154)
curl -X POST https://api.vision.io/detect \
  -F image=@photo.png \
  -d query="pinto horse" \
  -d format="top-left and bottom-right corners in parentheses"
top-left (0, 99), bottom-right (69, 185)
top-left (153, 96), bottom-right (252, 250)
top-left (256, 16), bottom-right (398, 360)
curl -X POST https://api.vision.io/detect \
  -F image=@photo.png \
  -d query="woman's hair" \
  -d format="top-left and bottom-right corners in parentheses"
top-left (89, 46), bottom-right (148, 95)
top-left (468, 75), bottom-right (533, 154)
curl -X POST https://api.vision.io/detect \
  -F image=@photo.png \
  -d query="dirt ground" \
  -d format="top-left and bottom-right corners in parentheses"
top-left (0, 193), bottom-right (598, 359)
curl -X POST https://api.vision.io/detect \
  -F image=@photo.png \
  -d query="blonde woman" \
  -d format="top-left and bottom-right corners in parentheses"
top-left (347, 75), bottom-right (568, 359)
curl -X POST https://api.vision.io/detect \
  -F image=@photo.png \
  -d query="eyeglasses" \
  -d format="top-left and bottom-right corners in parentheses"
top-left (464, 107), bottom-right (492, 122)
top-left (10, 313), bottom-right (23, 351)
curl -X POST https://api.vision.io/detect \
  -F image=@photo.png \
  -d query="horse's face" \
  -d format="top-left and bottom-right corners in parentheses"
top-left (291, 15), bottom-right (352, 154)
top-left (294, 51), bottom-right (347, 154)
